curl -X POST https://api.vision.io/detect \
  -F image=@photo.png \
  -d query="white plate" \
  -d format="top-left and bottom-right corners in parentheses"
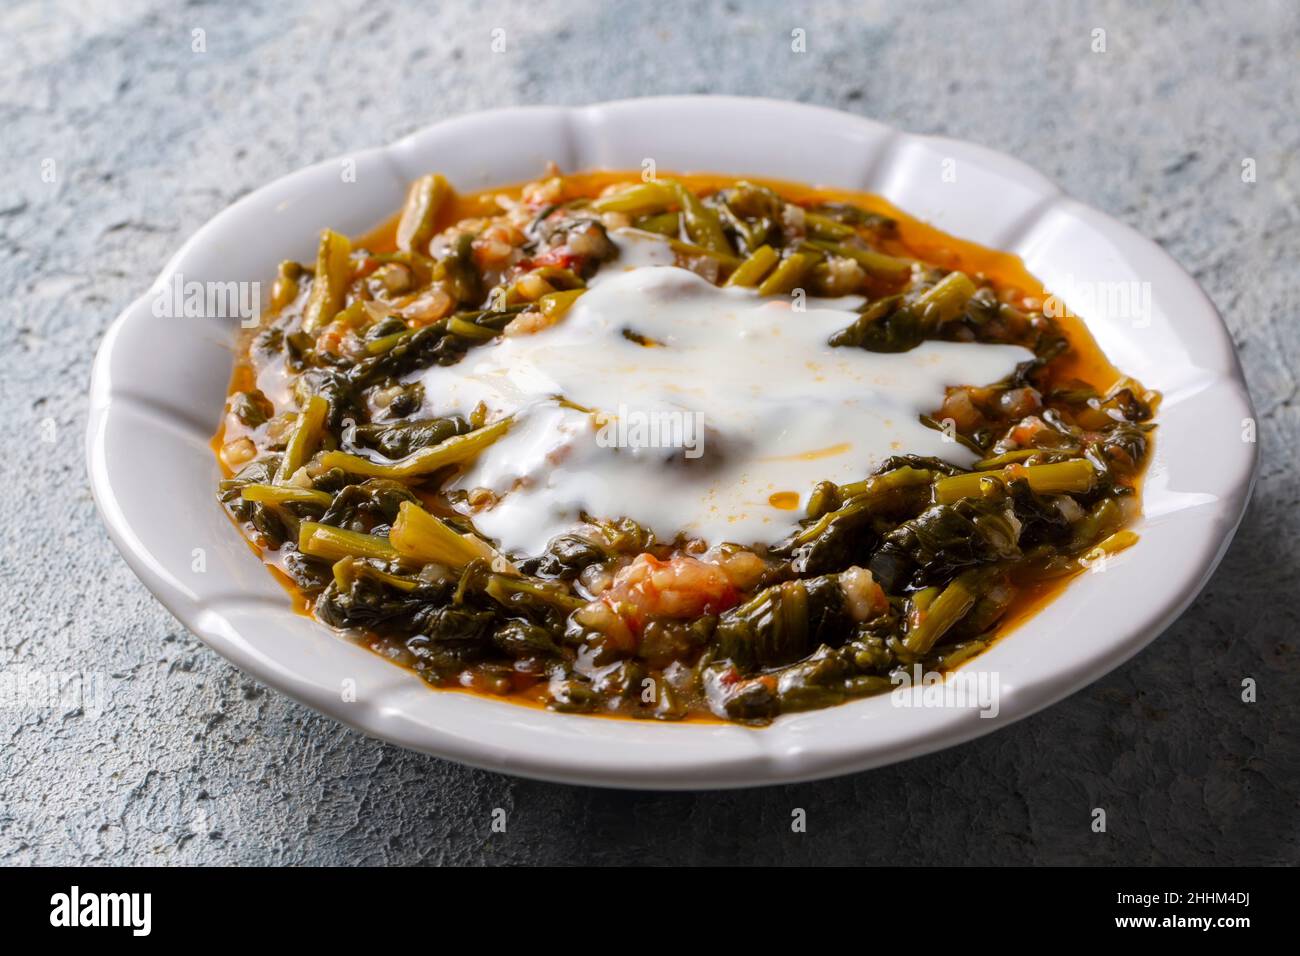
top-left (87, 97), bottom-right (1258, 789)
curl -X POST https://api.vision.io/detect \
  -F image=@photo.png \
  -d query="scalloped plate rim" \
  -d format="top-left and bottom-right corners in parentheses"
top-left (86, 96), bottom-right (1258, 789)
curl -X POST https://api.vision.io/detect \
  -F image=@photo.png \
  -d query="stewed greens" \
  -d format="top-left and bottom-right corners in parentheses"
top-left (216, 169), bottom-right (1155, 724)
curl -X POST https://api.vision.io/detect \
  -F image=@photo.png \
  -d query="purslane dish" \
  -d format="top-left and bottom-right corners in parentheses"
top-left (215, 169), bottom-right (1155, 724)
top-left (89, 98), bottom-right (1256, 786)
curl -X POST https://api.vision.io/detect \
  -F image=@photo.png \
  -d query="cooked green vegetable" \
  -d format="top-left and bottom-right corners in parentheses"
top-left (784, 464), bottom-right (936, 574)
top-left (274, 395), bottom-right (329, 482)
top-left (914, 270), bottom-right (977, 324)
top-left (725, 244), bottom-right (779, 288)
top-left (804, 211), bottom-right (856, 240)
top-left (302, 229), bottom-right (352, 333)
top-left (396, 173), bottom-right (452, 254)
top-left (666, 179), bottom-right (731, 255)
top-left (869, 493), bottom-right (1023, 591)
top-left (591, 182), bottom-right (676, 214)
top-left (634, 211), bottom-right (681, 236)
top-left (353, 416), bottom-right (468, 459)
top-left (538, 288), bottom-right (584, 319)
top-left (298, 522), bottom-right (401, 562)
top-left (319, 417), bottom-right (510, 479)
top-left (270, 260), bottom-right (302, 312)
top-left (805, 239), bottom-right (912, 283)
top-left (665, 236), bottom-right (742, 268)
top-left (933, 459), bottom-right (1096, 503)
top-left (714, 573), bottom-right (852, 672)
top-left (900, 569), bottom-right (982, 657)
top-left (240, 484), bottom-right (333, 508)
top-left (433, 230), bottom-right (481, 304)
top-left (757, 252), bottom-right (814, 296)
top-left (485, 573), bottom-right (585, 613)
top-left (389, 500), bottom-right (499, 567)
top-left (447, 316), bottom-right (496, 340)
top-left (828, 295), bottom-right (923, 352)
top-left (217, 168), bottom-right (1155, 725)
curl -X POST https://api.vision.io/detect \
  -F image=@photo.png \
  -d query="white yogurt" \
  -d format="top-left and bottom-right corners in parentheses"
top-left (416, 250), bottom-right (1033, 556)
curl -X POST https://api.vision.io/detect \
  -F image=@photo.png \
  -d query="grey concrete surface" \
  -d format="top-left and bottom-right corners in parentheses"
top-left (1, 0), bottom-right (1297, 866)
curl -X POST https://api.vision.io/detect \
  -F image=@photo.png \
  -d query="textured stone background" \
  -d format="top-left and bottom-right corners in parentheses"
top-left (1, 0), bottom-right (1297, 865)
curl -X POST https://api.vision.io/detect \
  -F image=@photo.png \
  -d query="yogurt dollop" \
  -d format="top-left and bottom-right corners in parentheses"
top-left (417, 251), bottom-right (1033, 556)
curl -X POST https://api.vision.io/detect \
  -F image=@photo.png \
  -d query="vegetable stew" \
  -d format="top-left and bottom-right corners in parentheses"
top-left (215, 169), bottom-right (1155, 724)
